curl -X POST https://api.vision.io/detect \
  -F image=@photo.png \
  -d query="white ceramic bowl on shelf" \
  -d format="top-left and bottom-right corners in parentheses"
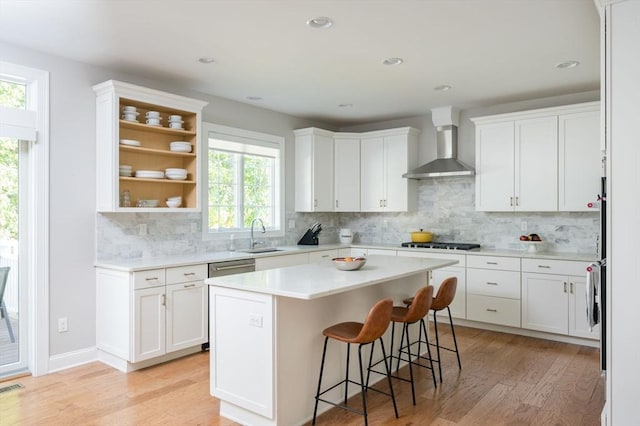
top-left (166, 199), bottom-right (181, 208)
top-left (169, 141), bottom-right (192, 152)
top-left (120, 139), bottom-right (141, 147)
top-left (135, 170), bottom-right (164, 179)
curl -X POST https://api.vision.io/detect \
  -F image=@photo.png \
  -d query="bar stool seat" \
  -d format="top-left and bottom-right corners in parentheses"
top-left (403, 277), bottom-right (461, 383)
top-left (313, 298), bottom-right (398, 426)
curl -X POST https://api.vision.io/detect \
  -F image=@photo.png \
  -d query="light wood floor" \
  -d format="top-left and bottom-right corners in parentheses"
top-left (0, 325), bottom-right (604, 425)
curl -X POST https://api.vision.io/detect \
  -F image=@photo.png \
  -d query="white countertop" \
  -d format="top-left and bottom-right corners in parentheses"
top-left (95, 242), bottom-right (595, 272)
top-left (204, 255), bottom-right (457, 300)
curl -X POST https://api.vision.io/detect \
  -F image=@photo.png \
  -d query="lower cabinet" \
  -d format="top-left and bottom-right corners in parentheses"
top-left (466, 255), bottom-right (521, 327)
top-left (521, 258), bottom-right (597, 339)
top-left (96, 263), bottom-right (208, 368)
top-left (397, 250), bottom-right (466, 319)
top-left (255, 253), bottom-right (309, 270)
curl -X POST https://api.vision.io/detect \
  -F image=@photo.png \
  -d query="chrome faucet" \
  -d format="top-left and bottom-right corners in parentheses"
top-left (250, 218), bottom-right (266, 248)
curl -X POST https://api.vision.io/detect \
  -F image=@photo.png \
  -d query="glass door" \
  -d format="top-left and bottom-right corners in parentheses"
top-left (0, 79), bottom-right (28, 375)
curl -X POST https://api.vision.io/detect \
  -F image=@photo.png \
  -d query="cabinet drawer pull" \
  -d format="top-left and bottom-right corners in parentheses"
top-left (510, 197), bottom-right (513, 207)
top-left (145, 277), bottom-right (159, 281)
top-left (183, 272), bottom-right (196, 276)
top-left (184, 283), bottom-right (196, 288)
top-left (564, 282), bottom-right (567, 293)
top-left (321, 255), bottom-right (329, 258)
top-left (486, 282), bottom-right (498, 285)
top-left (486, 261), bottom-right (498, 265)
top-left (335, 200), bottom-right (339, 208)
top-left (515, 196), bottom-right (519, 206)
top-left (161, 294), bottom-right (166, 306)
top-left (570, 282), bottom-right (574, 294)
top-left (537, 265), bottom-right (551, 269)
top-left (486, 308), bottom-right (498, 312)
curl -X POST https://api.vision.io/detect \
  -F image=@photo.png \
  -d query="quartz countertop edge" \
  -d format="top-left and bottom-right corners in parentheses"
top-left (204, 255), bottom-right (458, 300)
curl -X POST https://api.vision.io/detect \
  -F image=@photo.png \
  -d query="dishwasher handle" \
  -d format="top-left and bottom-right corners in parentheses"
top-left (213, 263), bottom-right (254, 272)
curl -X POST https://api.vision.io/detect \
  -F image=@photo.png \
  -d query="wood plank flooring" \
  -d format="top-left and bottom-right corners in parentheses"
top-left (0, 325), bottom-right (604, 425)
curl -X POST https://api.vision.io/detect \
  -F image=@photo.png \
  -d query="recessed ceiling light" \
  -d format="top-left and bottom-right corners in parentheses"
top-left (198, 57), bottom-right (215, 64)
top-left (382, 57), bottom-right (404, 66)
top-left (555, 60), bottom-right (580, 69)
top-left (306, 17), bottom-right (333, 29)
top-left (434, 85), bottom-right (452, 91)
top-left (338, 103), bottom-right (353, 108)
top-left (246, 96), bottom-right (262, 101)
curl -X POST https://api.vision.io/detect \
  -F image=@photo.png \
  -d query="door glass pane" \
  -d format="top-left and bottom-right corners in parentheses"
top-left (0, 137), bottom-right (19, 366)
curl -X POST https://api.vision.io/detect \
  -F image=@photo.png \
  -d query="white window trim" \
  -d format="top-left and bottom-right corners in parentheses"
top-left (0, 61), bottom-right (50, 376)
top-left (201, 122), bottom-right (285, 241)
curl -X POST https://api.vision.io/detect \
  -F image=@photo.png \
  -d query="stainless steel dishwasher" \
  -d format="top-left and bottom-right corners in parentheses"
top-left (204, 258), bottom-right (256, 350)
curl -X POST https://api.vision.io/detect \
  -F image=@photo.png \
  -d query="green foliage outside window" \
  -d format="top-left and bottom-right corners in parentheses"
top-left (0, 79), bottom-right (25, 241)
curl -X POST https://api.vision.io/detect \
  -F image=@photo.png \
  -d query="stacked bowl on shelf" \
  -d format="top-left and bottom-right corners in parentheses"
top-left (122, 106), bottom-right (139, 122)
top-left (169, 141), bottom-right (192, 152)
top-left (166, 196), bottom-right (182, 208)
top-left (145, 111), bottom-right (162, 126)
top-left (135, 170), bottom-right (164, 179)
top-left (167, 114), bottom-right (184, 130)
top-left (119, 165), bottom-right (132, 177)
top-left (165, 168), bottom-right (188, 180)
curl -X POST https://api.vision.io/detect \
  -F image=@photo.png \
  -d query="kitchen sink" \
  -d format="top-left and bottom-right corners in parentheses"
top-left (238, 247), bottom-right (283, 254)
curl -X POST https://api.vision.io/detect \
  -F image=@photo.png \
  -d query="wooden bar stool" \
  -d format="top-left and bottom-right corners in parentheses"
top-left (385, 285), bottom-right (437, 405)
top-left (312, 298), bottom-right (398, 426)
top-left (403, 276), bottom-right (461, 383)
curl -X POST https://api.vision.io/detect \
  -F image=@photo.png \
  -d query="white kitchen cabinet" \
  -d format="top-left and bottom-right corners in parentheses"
top-left (474, 116), bottom-right (557, 211)
top-left (473, 102), bottom-right (600, 212)
top-left (360, 128), bottom-right (419, 212)
top-left (466, 255), bottom-right (521, 327)
top-left (93, 80), bottom-right (207, 212)
top-left (294, 128), bottom-right (334, 212)
top-left (398, 250), bottom-right (466, 319)
top-left (308, 249), bottom-right (338, 263)
top-left (521, 259), bottom-right (597, 339)
top-left (334, 136), bottom-right (360, 212)
top-left (558, 109), bottom-right (601, 211)
top-left (96, 263), bottom-right (208, 370)
top-left (255, 253), bottom-right (310, 271)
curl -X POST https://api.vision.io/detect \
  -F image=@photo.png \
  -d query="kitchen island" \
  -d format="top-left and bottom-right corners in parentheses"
top-left (205, 254), bottom-right (457, 426)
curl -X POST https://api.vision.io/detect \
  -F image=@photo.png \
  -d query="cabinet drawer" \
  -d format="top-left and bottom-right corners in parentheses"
top-left (467, 294), bottom-right (521, 327)
top-left (367, 248), bottom-right (397, 256)
top-left (309, 249), bottom-right (338, 263)
top-left (468, 269), bottom-right (520, 299)
top-left (521, 258), bottom-right (590, 276)
top-left (133, 269), bottom-right (166, 290)
top-left (467, 255), bottom-right (520, 271)
top-left (166, 264), bottom-right (207, 284)
top-left (397, 250), bottom-right (466, 267)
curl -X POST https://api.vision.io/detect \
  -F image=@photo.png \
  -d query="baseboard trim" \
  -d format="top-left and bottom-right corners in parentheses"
top-left (48, 346), bottom-right (99, 373)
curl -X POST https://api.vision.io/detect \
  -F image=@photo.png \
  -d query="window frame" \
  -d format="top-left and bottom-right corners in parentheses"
top-left (202, 122), bottom-right (285, 241)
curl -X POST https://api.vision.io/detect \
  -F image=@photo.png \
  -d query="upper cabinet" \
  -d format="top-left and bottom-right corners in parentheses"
top-left (294, 127), bottom-right (419, 213)
top-left (334, 135), bottom-right (361, 212)
top-left (293, 128), bottom-right (335, 212)
top-left (472, 102), bottom-right (600, 212)
top-left (93, 80), bottom-right (208, 212)
top-left (360, 128), bottom-right (419, 212)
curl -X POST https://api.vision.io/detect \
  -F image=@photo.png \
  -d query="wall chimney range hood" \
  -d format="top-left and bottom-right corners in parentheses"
top-left (403, 106), bottom-right (475, 179)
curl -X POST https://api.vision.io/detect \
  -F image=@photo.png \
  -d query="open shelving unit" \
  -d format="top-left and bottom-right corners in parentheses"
top-left (93, 80), bottom-right (208, 212)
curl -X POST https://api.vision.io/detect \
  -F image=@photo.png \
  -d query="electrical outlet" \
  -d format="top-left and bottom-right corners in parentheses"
top-left (248, 314), bottom-right (263, 328)
top-left (520, 221), bottom-right (528, 232)
top-left (288, 219), bottom-right (295, 229)
top-left (138, 223), bottom-right (147, 235)
top-left (58, 317), bottom-right (68, 333)
top-left (190, 222), bottom-right (198, 233)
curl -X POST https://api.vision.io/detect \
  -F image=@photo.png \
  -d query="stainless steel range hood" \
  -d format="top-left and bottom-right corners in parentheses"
top-left (403, 106), bottom-right (475, 179)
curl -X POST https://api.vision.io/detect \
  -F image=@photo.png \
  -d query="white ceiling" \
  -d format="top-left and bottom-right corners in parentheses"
top-left (0, 0), bottom-right (600, 126)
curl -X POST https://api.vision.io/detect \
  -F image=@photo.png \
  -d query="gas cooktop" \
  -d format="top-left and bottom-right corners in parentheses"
top-left (401, 242), bottom-right (481, 251)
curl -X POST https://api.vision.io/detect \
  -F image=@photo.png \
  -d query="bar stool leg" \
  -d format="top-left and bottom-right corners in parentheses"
top-left (365, 340), bottom-right (375, 390)
top-left (395, 322), bottom-right (407, 372)
top-left (312, 337), bottom-right (329, 425)
top-left (357, 344), bottom-right (369, 426)
top-left (448, 306), bottom-right (462, 369)
top-left (433, 311), bottom-right (443, 383)
top-left (420, 317), bottom-right (438, 388)
top-left (345, 343), bottom-right (351, 404)
top-left (403, 323), bottom-right (416, 405)
top-left (378, 337), bottom-right (399, 418)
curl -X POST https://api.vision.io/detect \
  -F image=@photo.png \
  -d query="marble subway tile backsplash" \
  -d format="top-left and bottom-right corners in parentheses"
top-left (97, 177), bottom-right (599, 261)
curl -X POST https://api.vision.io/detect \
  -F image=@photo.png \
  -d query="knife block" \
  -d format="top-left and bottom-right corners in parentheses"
top-left (297, 229), bottom-right (319, 245)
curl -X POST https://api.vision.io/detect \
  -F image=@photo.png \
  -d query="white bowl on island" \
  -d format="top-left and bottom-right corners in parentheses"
top-left (332, 257), bottom-right (366, 271)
